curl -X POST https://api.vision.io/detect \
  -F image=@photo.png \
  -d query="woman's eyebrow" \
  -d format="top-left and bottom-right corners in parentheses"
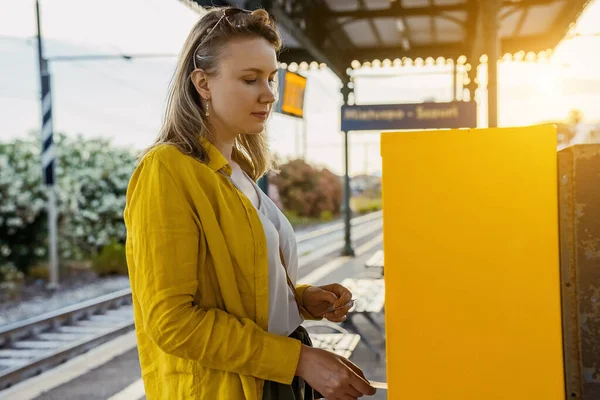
top-left (241, 67), bottom-right (279, 75)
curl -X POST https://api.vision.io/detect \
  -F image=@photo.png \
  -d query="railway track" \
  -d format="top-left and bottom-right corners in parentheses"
top-left (0, 289), bottom-right (133, 390)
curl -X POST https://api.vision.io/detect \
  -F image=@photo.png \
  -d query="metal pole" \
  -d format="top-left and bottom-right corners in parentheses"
top-left (341, 83), bottom-right (354, 257)
top-left (453, 61), bottom-right (458, 101)
top-left (486, 0), bottom-right (500, 128)
top-left (36, 0), bottom-right (59, 288)
top-left (342, 129), bottom-right (354, 256)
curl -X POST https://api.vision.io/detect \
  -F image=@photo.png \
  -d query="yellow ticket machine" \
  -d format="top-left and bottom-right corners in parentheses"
top-left (381, 125), bottom-right (564, 399)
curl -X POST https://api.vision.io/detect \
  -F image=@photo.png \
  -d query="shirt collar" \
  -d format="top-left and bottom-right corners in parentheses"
top-left (199, 136), bottom-right (232, 176)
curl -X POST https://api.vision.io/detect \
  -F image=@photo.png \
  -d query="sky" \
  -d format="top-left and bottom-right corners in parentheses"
top-left (1, 0), bottom-right (600, 176)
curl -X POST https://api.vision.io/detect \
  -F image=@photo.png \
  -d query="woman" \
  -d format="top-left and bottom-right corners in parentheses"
top-left (124, 6), bottom-right (377, 400)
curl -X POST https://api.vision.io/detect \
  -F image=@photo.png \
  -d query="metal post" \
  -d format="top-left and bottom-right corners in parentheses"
top-left (485, 0), bottom-right (500, 127)
top-left (341, 83), bottom-right (355, 257)
top-left (342, 129), bottom-right (354, 256)
top-left (453, 61), bottom-right (458, 101)
top-left (36, 0), bottom-right (59, 288)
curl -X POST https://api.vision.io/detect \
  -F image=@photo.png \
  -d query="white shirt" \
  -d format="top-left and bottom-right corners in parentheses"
top-left (246, 177), bottom-right (303, 336)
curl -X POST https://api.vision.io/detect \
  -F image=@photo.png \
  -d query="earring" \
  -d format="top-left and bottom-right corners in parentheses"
top-left (205, 100), bottom-right (210, 117)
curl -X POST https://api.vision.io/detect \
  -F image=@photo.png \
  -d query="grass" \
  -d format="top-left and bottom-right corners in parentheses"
top-left (283, 211), bottom-right (325, 230)
top-left (283, 197), bottom-right (381, 229)
top-left (351, 196), bottom-right (382, 215)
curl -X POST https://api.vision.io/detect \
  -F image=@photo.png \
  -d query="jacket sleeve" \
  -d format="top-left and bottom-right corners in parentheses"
top-left (125, 154), bottom-right (301, 384)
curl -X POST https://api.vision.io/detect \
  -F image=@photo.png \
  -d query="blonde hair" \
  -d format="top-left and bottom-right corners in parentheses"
top-left (139, 7), bottom-right (282, 180)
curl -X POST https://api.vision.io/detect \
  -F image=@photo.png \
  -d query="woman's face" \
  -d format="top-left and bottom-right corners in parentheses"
top-left (199, 37), bottom-right (278, 139)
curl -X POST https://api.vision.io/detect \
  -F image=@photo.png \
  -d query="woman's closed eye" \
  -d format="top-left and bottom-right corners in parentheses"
top-left (244, 77), bottom-right (276, 85)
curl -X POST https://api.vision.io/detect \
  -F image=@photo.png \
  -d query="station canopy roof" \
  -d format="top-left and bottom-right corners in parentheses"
top-left (188, 0), bottom-right (592, 80)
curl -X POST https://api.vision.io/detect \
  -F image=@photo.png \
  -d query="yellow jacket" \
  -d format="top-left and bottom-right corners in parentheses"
top-left (124, 140), bottom-right (313, 399)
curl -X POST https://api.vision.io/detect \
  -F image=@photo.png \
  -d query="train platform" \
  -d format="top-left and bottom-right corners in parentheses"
top-left (2, 235), bottom-right (388, 400)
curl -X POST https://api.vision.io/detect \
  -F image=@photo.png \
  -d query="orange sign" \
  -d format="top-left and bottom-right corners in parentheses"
top-left (279, 71), bottom-right (306, 118)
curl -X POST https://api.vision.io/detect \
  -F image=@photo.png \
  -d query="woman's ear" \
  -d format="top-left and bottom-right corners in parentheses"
top-left (191, 69), bottom-right (211, 100)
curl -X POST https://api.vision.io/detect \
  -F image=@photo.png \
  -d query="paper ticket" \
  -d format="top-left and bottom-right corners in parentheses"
top-left (369, 380), bottom-right (388, 390)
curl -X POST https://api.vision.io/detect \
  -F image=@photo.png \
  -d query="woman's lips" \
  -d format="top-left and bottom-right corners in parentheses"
top-left (251, 112), bottom-right (268, 120)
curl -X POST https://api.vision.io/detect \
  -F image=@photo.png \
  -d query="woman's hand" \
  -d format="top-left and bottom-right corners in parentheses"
top-left (296, 345), bottom-right (376, 399)
top-left (302, 283), bottom-right (353, 322)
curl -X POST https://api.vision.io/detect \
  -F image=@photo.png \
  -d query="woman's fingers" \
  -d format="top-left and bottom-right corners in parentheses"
top-left (321, 283), bottom-right (352, 307)
top-left (337, 302), bottom-right (354, 316)
top-left (331, 285), bottom-right (353, 307)
top-left (340, 358), bottom-right (376, 396)
top-left (344, 384), bottom-right (364, 398)
top-left (297, 347), bottom-right (375, 399)
top-left (323, 301), bottom-right (353, 321)
top-left (340, 358), bottom-right (367, 380)
top-left (324, 314), bottom-right (347, 323)
top-left (348, 372), bottom-right (377, 396)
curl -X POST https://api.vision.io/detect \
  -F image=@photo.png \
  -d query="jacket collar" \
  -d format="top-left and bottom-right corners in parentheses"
top-left (199, 136), bottom-right (232, 176)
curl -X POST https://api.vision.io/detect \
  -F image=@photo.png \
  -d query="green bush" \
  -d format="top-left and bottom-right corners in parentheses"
top-left (92, 242), bottom-right (128, 277)
top-left (0, 139), bottom-right (48, 272)
top-left (0, 263), bottom-right (24, 300)
top-left (283, 210), bottom-right (313, 228)
top-left (272, 159), bottom-right (342, 219)
top-left (1, 132), bottom-right (135, 273)
top-left (351, 197), bottom-right (382, 215)
top-left (28, 264), bottom-right (50, 281)
top-left (319, 210), bottom-right (333, 221)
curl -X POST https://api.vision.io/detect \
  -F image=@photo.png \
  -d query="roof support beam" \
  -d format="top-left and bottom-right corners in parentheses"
top-left (529, 0), bottom-right (591, 48)
top-left (502, 33), bottom-right (573, 54)
top-left (469, 0), bottom-right (484, 62)
top-left (346, 29), bottom-right (574, 61)
top-left (319, 0), bottom-right (566, 19)
top-left (347, 44), bottom-right (470, 62)
top-left (430, 0), bottom-right (437, 42)
top-left (515, 7), bottom-right (529, 36)
top-left (320, 3), bottom-right (466, 19)
top-left (280, 44), bottom-right (470, 64)
top-left (191, 0), bottom-right (230, 7)
top-left (358, 0), bottom-right (383, 47)
top-left (278, 48), bottom-right (315, 64)
top-left (397, 14), bottom-right (412, 52)
top-left (465, 0), bottom-right (480, 99)
top-left (314, 0), bottom-right (356, 55)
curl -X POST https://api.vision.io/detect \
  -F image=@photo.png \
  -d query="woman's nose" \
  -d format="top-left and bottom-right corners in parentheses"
top-left (261, 83), bottom-right (276, 104)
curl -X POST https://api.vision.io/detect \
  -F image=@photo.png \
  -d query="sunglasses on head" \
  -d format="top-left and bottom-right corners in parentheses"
top-left (193, 8), bottom-right (252, 69)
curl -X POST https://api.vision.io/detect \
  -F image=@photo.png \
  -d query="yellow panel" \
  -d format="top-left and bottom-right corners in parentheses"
top-left (281, 71), bottom-right (306, 118)
top-left (381, 125), bottom-right (564, 400)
